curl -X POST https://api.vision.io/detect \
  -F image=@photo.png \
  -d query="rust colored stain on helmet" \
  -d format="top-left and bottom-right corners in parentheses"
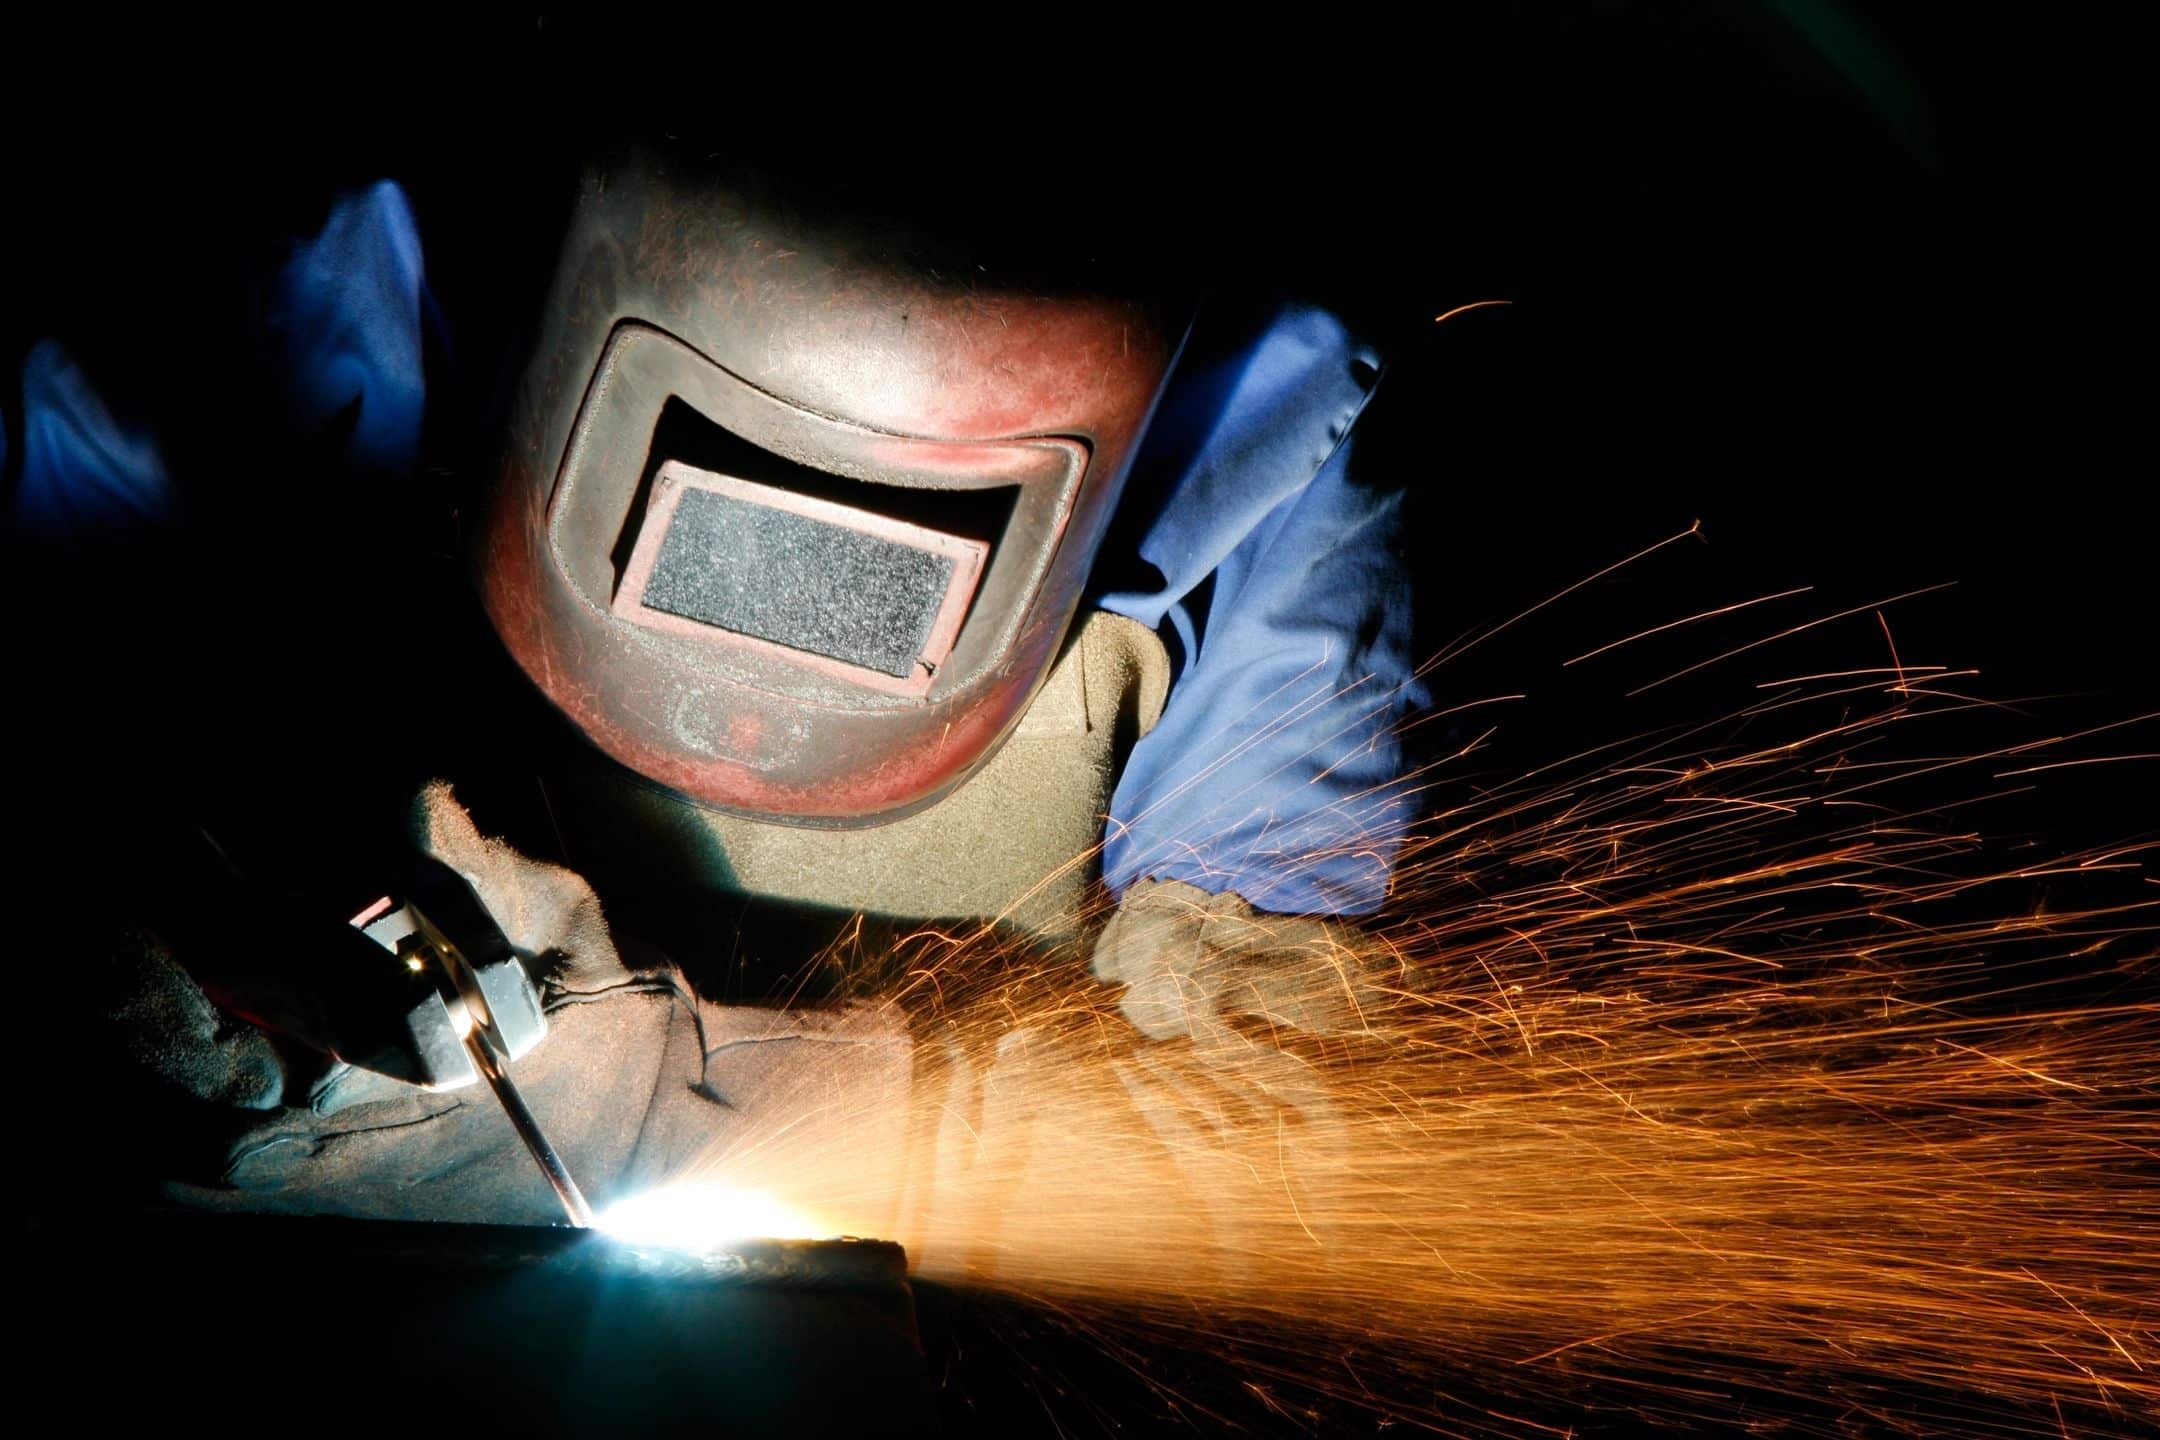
top-left (482, 147), bottom-right (1190, 825)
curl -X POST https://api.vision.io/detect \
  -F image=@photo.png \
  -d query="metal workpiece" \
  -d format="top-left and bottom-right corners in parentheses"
top-left (34, 1211), bottom-right (929, 1438)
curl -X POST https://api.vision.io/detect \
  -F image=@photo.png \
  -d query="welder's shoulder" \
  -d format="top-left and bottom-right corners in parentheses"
top-left (7, 338), bottom-right (172, 537)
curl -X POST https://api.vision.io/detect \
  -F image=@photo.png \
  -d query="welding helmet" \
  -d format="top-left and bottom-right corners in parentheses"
top-left (480, 146), bottom-right (1190, 826)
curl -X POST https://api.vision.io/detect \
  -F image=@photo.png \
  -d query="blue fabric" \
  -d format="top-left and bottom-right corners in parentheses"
top-left (10, 181), bottom-right (428, 537)
top-left (10, 338), bottom-right (172, 536)
top-left (1100, 304), bottom-right (1425, 917)
top-left (266, 179), bottom-right (427, 474)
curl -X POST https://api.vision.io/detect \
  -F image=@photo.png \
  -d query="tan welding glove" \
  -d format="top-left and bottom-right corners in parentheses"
top-left (181, 783), bottom-right (912, 1225)
top-left (99, 929), bottom-right (289, 1110)
top-left (411, 780), bottom-right (629, 997)
top-left (97, 784), bottom-right (631, 1117)
top-left (290, 780), bottom-right (639, 1117)
top-left (1089, 878), bottom-right (1387, 1042)
top-left (900, 887), bottom-right (1384, 1294)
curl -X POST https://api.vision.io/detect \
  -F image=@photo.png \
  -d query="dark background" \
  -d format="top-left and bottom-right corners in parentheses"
top-left (9, 7), bottom-right (2153, 1436)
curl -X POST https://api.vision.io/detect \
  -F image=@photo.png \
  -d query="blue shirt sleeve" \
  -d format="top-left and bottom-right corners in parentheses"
top-left (1098, 303), bottom-right (1426, 917)
top-left (10, 338), bottom-right (172, 537)
top-left (9, 181), bottom-right (428, 539)
top-left (266, 179), bottom-right (428, 475)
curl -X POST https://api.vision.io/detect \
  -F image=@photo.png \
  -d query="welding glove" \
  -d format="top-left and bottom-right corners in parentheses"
top-left (1090, 878), bottom-right (1386, 1043)
top-left (292, 781), bottom-right (639, 1116)
top-left (892, 982), bottom-right (1358, 1295)
top-left (98, 783), bottom-right (633, 1122)
top-left (153, 785), bottom-right (914, 1229)
top-left (408, 779), bottom-right (627, 998)
top-left (98, 929), bottom-right (290, 1111)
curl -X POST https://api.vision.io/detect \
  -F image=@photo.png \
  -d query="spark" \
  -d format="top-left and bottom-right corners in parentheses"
top-left (1565, 586), bottom-right (1815, 667)
top-left (1434, 300), bottom-right (1515, 327)
top-left (1427, 523), bottom-right (1705, 675)
top-left (1996, 753), bottom-right (2160, 779)
top-left (1625, 582), bottom-right (1957, 696)
top-left (646, 563), bottom-right (2158, 1436)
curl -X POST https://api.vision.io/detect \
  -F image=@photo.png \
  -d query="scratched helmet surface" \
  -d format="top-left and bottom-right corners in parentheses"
top-left (482, 145), bottom-right (1190, 825)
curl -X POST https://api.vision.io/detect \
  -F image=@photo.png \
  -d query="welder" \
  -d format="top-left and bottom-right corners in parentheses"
top-left (9, 24), bottom-right (1951, 1440)
top-left (14, 138), bottom-right (1426, 1226)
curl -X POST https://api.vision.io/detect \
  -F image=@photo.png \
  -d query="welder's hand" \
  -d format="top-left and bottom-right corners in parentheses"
top-left (1090, 878), bottom-right (1386, 1042)
top-left (194, 787), bottom-right (675, 1218)
top-left (411, 780), bottom-right (630, 998)
top-left (289, 781), bottom-right (639, 1114)
top-left (99, 783), bottom-right (632, 1123)
top-left (98, 929), bottom-right (289, 1110)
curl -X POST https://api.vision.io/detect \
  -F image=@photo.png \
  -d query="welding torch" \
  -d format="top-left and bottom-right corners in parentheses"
top-left (163, 832), bottom-right (593, 1226)
top-left (351, 854), bottom-right (595, 1227)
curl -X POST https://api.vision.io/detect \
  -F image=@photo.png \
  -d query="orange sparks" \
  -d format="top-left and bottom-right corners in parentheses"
top-left (1435, 299), bottom-right (1516, 327)
top-left (651, 568), bottom-right (2158, 1437)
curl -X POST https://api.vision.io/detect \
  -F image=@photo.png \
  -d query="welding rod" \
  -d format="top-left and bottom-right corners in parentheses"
top-left (458, 1015), bottom-right (595, 1228)
top-left (411, 906), bottom-right (595, 1228)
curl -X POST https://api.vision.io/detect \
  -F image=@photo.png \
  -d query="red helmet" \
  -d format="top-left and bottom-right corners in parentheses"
top-left (481, 146), bottom-right (1190, 825)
